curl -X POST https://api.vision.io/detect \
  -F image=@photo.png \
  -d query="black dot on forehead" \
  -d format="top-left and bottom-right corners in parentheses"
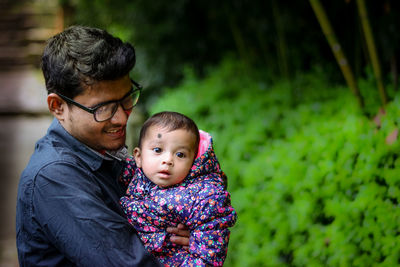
top-left (157, 133), bottom-right (162, 138)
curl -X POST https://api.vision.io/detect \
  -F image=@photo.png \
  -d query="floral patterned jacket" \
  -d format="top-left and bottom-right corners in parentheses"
top-left (120, 131), bottom-right (237, 266)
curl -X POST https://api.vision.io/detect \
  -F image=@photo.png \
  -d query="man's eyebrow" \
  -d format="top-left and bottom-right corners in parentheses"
top-left (90, 86), bottom-right (133, 108)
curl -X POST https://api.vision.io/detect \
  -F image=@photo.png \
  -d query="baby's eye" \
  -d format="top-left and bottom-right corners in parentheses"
top-left (176, 152), bottom-right (185, 158)
top-left (153, 147), bottom-right (162, 153)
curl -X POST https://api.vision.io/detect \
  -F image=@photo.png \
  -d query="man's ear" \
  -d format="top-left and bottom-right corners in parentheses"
top-left (47, 93), bottom-right (66, 121)
top-left (133, 147), bottom-right (142, 168)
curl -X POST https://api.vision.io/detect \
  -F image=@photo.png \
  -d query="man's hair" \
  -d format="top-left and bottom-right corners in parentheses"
top-left (41, 25), bottom-right (136, 98)
top-left (138, 111), bottom-right (200, 154)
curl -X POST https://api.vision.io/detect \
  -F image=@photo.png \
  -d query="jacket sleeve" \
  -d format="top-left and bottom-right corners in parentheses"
top-left (120, 194), bottom-right (170, 253)
top-left (185, 179), bottom-right (237, 266)
top-left (32, 161), bottom-right (162, 267)
top-left (119, 156), bottom-right (136, 187)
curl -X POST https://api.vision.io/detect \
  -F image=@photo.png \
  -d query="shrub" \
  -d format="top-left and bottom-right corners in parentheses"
top-left (150, 58), bottom-right (400, 266)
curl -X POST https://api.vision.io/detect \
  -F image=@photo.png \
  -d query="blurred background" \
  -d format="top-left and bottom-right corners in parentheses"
top-left (1, 0), bottom-right (400, 266)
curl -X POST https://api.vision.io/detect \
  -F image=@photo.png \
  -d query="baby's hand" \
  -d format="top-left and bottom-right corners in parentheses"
top-left (167, 223), bottom-right (189, 251)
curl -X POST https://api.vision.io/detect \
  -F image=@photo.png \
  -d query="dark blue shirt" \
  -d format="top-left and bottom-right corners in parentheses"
top-left (16, 119), bottom-right (161, 267)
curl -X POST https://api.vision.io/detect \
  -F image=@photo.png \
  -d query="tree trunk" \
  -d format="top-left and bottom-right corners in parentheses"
top-left (356, 0), bottom-right (388, 105)
top-left (272, 0), bottom-right (289, 80)
top-left (309, 0), bottom-right (364, 108)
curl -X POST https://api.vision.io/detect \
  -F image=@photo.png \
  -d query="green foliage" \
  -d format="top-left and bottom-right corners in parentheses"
top-left (359, 66), bottom-right (398, 116)
top-left (149, 58), bottom-right (400, 266)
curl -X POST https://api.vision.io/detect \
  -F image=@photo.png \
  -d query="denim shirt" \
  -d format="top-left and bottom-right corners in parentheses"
top-left (16, 119), bottom-right (161, 267)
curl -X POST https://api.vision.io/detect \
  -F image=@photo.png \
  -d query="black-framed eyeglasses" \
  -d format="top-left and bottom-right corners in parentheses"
top-left (57, 79), bottom-right (142, 122)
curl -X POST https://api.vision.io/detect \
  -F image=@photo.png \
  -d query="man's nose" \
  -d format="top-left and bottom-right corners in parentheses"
top-left (110, 104), bottom-right (129, 124)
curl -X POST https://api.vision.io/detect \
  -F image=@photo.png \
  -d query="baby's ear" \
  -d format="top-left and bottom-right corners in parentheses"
top-left (133, 147), bottom-right (142, 168)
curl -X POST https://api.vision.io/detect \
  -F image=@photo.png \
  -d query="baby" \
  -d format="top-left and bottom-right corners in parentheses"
top-left (120, 111), bottom-right (237, 266)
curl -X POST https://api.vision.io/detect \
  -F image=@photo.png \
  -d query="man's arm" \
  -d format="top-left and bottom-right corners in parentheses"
top-left (33, 162), bottom-right (162, 267)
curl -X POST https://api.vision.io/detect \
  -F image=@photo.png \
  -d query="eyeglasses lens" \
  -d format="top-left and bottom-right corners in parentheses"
top-left (94, 90), bottom-right (140, 122)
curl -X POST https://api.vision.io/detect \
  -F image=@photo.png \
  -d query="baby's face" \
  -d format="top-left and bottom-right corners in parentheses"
top-left (134, 125), bottom-right (197, 187)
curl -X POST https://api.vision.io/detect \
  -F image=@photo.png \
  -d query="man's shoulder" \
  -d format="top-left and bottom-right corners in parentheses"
top-left (25, 134), bottom-right (76, 168)
top-left (20, 132), bottom-right (92, 190)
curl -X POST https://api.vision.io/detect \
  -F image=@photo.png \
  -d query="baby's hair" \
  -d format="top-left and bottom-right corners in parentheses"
top-left (138, 111), bottom-right (200, 153)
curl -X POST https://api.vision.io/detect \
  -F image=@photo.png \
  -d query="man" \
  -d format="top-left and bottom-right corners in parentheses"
top-left (16, 25), bottom-right (188, 266)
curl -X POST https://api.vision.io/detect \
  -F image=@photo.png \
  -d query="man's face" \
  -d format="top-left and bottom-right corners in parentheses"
top-left (61, 75), bottom-right (133, 151)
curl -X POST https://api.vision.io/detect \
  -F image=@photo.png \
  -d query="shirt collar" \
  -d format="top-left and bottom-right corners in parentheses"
top-left (87, 145), bottom-right (130, 162)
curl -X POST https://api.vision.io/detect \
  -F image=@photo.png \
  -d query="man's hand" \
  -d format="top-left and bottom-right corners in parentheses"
top-left (167, 223), bottom-right (190, 251)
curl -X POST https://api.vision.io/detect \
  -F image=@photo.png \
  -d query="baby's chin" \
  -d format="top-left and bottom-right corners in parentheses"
top-left (151, 177), bottom-right (186, 188)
